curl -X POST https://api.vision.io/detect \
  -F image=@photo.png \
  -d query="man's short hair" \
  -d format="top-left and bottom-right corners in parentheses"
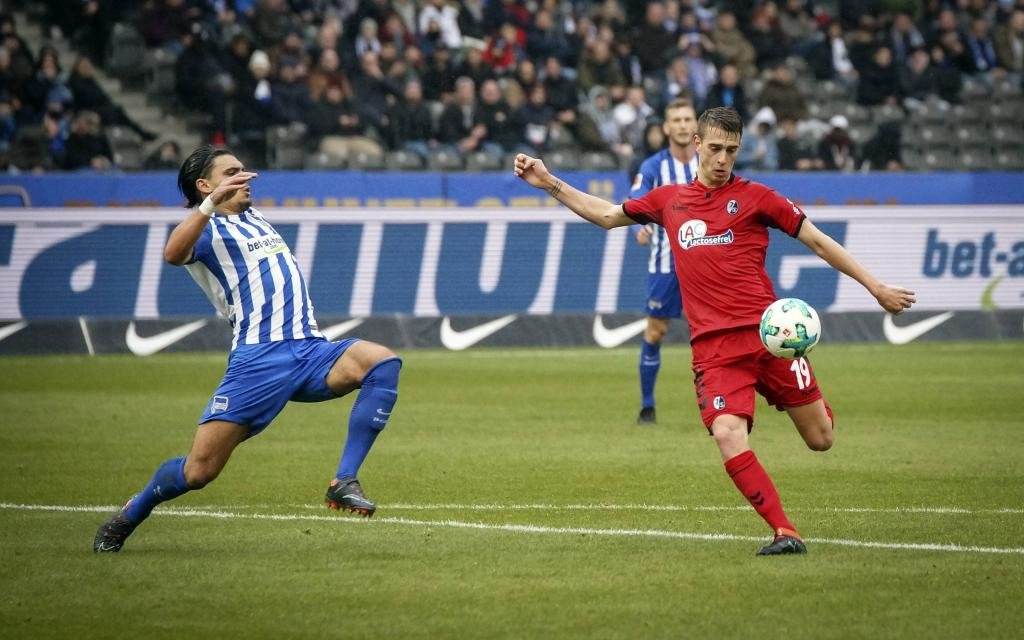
top-left (664, 97), bottom-right (695, 118)
top-left (697, 107), bottom-right (743, 139)
top-left (178, 145), bottom-right (232, 208)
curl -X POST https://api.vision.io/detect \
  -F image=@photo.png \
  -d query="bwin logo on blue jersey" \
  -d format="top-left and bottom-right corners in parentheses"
top-left (677, 219), bottom-right (735, 250)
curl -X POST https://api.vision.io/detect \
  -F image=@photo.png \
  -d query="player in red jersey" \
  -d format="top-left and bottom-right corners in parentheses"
top-left (513, 107), bottom-right (916, 555)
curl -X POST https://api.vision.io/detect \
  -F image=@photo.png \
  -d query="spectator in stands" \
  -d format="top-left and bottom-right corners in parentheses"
top-left (995, 10), bottom-right (1024, 77)
top-left (307, 47), bottom-right (349, 102)
top-left (485, 0), bottom-right (531, 30)
top-left (438, 76), bottom-right (488, 154)
top-left (890, 12), bottom-right (927, 65)
top-left (453, 45), bottom-right (495, 88)
top-left (679, 35), bottom-right (716, 110)
top-left (308, 79), bottom-right (384, 162)
top-left (614, 84), bottom-right (654, 154)
top-left (810, 20), bottom-right (857, 87)
top-left (859, 121), bottom-right (903, 172)
top-left (385, 78), bottom-right (436, 160)
top-left (578, 84), bottom-right (632, 161)
top-left (710, 11), bottom-right (757, 80)
top-left (458, 0), bottom-right (488, 41)
top-left (705, 63), bottom-right (748, 122)
top-left (354, 17), bottom-right (382, 59)
top-left (513, 58), bottom-right (538, 94)
top-left (352, 51), bottom-right (402, 134)
top-left (736, 106), bottom-right (779, 171)
top-left (612, 34), bottom-right (643, 87)
top-left (777, 117), bottom-right (822, 171)
top-left (140, 0), bottom-right (195, 53)
top-left (758, 61), bottom-right (807, 123)
top-left (526, 8), bottom-right (571, 64)
top-left (419, 0), bottom-right (462, 51)
top-left (221, 33), bottom-right (255, 90)
top-left (779, 0), bottom-right (817, 54)
top-left (67, 55), bottom-right (157, 141)
top-left (24, 47), bottom-right (70, 120)
top-left (143, 140), bottom-right (182, 170)
top-left (901, 47), bottom-right (941, 109)
top-left (421, 45), bottom-right (456, 102)
top-left (848, 15), bottom-right (882, 74)
top-left (632, 2), bottom-right (675, 76)
top-left (175, 22), bottom-right (230, 143)
top-left (542, 56), bottom-right (578, 115)
top-left (927, 43), bottom-right (964, 103)
top-left (577, 39), bottom-right (626, 93)
top-left (964, 17), bottom-right (1001, 75)
top-left (380, 13), bottom-right (415, 55)
top-left (515, 83), bottom-right (555, 154)
top-left (231, 48), bottom-right (275, 134)
top-left (270, 56), bottom-right (313, 124)
top-left (818, 114), bottom-right (856, 172)
top-left (592, 0), bottom-right (628, 33)
top-left (482, 22), bottom-right (525, 76)
top-left (62, 109), bottom-right (112, 171)
top-left (0, 90), bottom-right (15, 154)
top-left (476, 77), bottom-right (519, 153)
top-left (249, 0), bottom-right (296, 49)
top-left (41, 105), bottom-right (69, 168)
top-left (659, 56), bottom-right (693, 111)
top-left (747, 5), bottom-right (788, 71)
top-left (857, 46), bottom-right (901, 106)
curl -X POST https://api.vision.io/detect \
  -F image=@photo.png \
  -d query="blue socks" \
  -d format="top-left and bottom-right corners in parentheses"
top-left (639, 339), bottom-right (661, 409)
top-left (122, 456), bottom-right (191, 523)
top-left (336, 357), bottom-right (402, 481)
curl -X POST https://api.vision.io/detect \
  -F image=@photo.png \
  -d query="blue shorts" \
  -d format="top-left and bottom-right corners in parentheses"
top-left (199, 337), bottom-right (358, 436)
top-left (644, 272), bottom-right (683, 318)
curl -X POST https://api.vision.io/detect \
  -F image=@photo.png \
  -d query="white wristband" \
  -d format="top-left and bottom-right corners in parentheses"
top-left (198, 196), bottom-right (216, 218)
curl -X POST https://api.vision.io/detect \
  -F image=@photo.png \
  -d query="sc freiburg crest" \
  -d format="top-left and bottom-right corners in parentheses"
top-left (726, 199), bottom-right (740, 215)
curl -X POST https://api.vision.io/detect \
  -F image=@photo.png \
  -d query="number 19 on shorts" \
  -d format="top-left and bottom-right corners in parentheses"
top-left (790, 358), bottom-right (812, 389)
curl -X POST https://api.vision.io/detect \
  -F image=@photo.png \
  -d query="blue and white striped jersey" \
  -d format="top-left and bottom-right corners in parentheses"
top-left (185, 207), bottom-right (322, 350)
top-left (629, 149), bottom-right (699, 274)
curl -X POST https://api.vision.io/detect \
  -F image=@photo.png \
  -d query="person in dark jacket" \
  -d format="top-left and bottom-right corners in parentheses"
top-left (68, 55), bottom-right (156, 140)
top-left (62, 109), bottom-right (112, 170)
top-left (308, 80), bottom-right (383, 161)
top-left (385, 78), bottom-right (436, 160)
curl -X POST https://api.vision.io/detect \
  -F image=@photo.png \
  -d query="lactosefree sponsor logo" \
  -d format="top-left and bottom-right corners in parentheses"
top-left (677, 220), bottom-right (734, 250)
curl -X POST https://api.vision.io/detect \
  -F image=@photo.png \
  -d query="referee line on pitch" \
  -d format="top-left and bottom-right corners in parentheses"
top-left (3, 502), bottom-right (1023, 556)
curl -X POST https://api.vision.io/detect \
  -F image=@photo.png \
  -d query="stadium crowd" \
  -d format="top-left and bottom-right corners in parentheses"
top-left (1, 0), bottom-right (1023, 173)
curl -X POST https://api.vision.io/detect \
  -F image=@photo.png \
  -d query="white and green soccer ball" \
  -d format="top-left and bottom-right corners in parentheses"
top-left (759, 298), bottom-right (821, 359)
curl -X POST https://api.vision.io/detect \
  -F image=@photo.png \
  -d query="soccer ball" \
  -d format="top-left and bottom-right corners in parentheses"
top-left (759, 298), bottom-right (821, 359)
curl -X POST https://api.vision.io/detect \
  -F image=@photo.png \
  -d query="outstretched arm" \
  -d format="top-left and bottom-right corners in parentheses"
top-left (797, 219), bottom-right (916, 314)
top-left (164, 171), bottom-right (258, 265)
top-left (513, 153), bottom-right (634, 229)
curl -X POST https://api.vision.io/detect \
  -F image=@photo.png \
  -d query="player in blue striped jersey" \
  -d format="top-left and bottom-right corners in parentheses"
top-left (95, 146), bottom-right (402, 552)
top-left (631, 99), bottom-right (699, 425)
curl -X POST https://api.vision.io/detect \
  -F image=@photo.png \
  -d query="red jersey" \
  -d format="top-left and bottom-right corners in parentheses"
top-left (623, 175), bottom-right (806, 342)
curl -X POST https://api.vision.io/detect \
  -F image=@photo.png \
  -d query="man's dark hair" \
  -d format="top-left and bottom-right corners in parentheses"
top-left (177, 145), bottom-right (232, 208)
top-left (697, 107), bottom-right (744, 139)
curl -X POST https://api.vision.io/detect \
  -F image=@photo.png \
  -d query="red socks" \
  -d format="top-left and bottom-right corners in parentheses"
top-left (724, 450), bottom-right (799, 539)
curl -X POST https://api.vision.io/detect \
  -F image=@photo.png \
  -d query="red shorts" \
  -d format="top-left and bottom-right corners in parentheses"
top-left (691, 328), bottom-right (823, 430)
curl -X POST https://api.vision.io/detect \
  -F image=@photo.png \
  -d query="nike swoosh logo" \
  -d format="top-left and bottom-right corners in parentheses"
top-left (440, 315), bottom-right (516, 351)
top-left (0, 321), bottom-right (28, 343)
top-left (882, 312), bottom-right (954, 345)
top-left (126, 320), bottom-right (208, 356)
top-left (321, 318), bottom-right (364, 341)
top-left (592, 315), bottom-right (647, 348)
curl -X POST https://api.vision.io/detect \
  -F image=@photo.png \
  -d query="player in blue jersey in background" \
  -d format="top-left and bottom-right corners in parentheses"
top-left (95, 146), bottom-right (403, 552)
top-left (631, 98), bottom-right (699, 425)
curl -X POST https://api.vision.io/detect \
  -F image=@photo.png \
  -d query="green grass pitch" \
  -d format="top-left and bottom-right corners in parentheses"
top-left (1, 341), bottom-right (1023, 639)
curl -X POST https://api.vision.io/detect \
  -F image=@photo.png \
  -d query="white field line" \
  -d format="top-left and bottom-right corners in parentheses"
top-left (3, 502), bottom-right (1023, 556)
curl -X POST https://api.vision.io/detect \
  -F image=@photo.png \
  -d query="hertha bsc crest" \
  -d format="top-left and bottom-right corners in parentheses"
top-left (726, 200), bottom-right (740, 215)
